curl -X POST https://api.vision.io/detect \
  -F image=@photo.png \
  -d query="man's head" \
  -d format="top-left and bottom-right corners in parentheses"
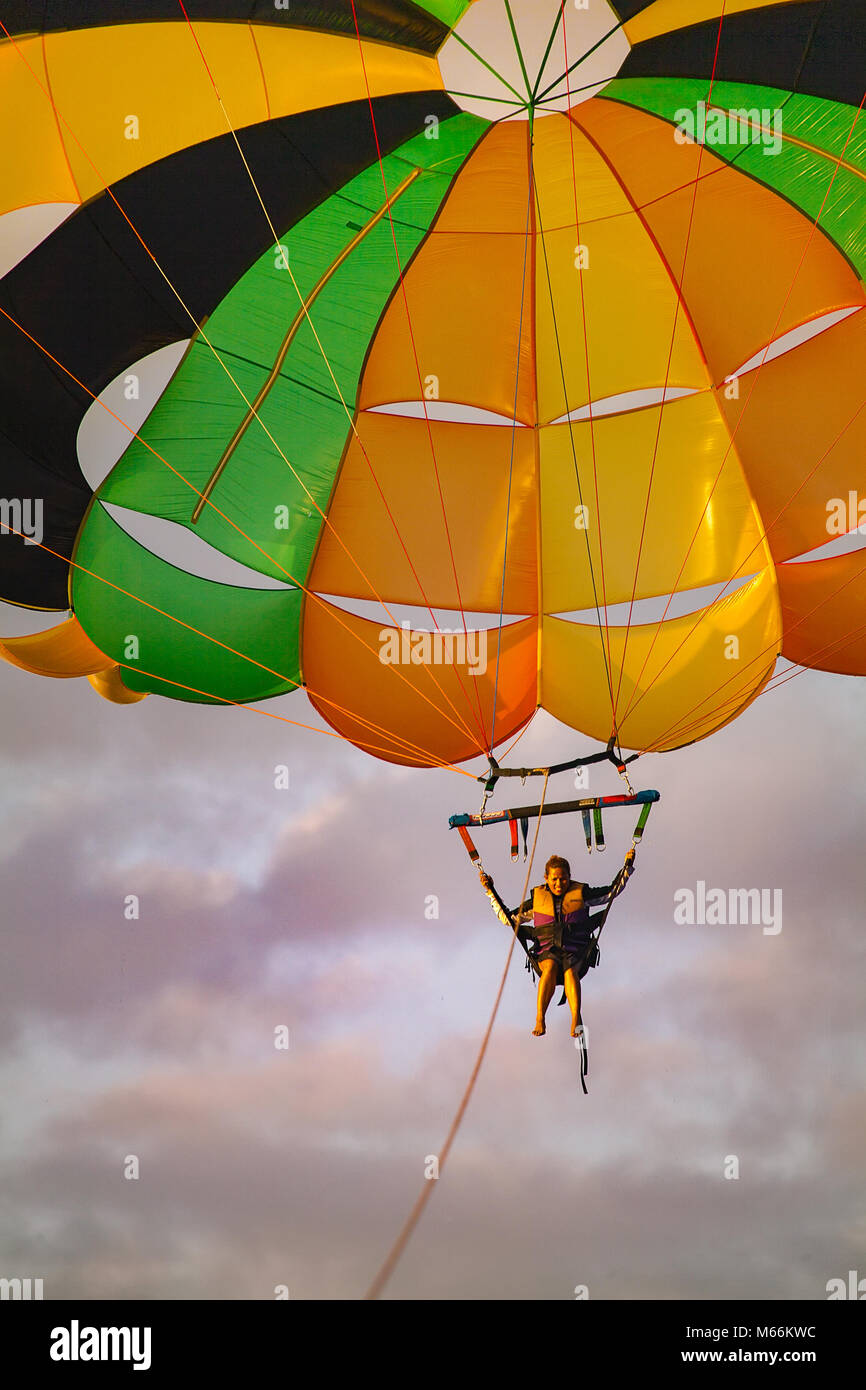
top-left (544, 855), bottom-right (571, 896)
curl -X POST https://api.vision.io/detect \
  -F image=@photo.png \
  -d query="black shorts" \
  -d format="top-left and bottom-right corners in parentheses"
top-left (534, 940), bottom-right (592, 979)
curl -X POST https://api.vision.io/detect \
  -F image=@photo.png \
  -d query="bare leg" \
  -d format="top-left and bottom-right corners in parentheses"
top-left (533, 959), bottom-right (557, 1036)
top-left (563, 968), bottom-right (582, 1037)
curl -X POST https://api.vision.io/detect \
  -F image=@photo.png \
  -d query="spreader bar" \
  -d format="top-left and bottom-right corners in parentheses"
top-left (449, 789), bottom-right (659, 829)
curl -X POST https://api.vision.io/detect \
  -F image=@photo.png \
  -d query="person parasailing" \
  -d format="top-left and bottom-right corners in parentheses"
top-left (479, 850), bottom-right (636, 1038)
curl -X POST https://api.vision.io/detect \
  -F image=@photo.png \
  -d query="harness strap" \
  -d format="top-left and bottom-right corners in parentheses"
top-left (573, 851), bottom-right (632, 981)
top-left (479, 736), bottom-right (640, 793)
top-left (593, 805), bottom-right (605, 852)
top-left (509, 819), bottom-right (519, 861)
top-left (633, 800), bottom-right (653, 842)
top-left (457, 824), bottom-right (479, 863)
top-left (576, 1018), bottom-right (588, 1094)
top-left (520, 817), bottom-right (529, 860)
top-left (581, 807), bottom-right (592, 852)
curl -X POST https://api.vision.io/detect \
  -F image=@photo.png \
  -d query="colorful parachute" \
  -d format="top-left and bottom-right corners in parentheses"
top-left (1, 0), bottom-right (864, 768)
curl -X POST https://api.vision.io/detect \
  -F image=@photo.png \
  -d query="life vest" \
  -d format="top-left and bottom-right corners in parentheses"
top-left (531, 881), bottom-right (589, 945)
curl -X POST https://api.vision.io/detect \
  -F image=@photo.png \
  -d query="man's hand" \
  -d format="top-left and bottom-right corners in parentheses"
top-left (479, 871), bottom-right (493, 892)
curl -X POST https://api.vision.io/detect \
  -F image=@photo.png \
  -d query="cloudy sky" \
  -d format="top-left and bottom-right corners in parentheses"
top-left (1, 636), bottom-right (864, 1301)
top-left (1, 0), bottom-right (864, 1303)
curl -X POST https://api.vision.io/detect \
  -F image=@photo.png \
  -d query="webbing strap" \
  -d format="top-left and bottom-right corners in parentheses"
top-left (574, 851), bottom-right (632, 980)
top-left (581, 807), bottom-right (592, 852)
top-left (593, 805), bottom-right (605, 851)
top-left (576, 1019), bottom-right (588, 1095)
top-left (479, 736), bottom-right (640, 793)
top-left (520, 817), bottom-right (529, 860)
top-left (457, 824), bottom-right (479, 862)
top-left (509, 819), bottom-right (519, 860)
top-left (633, 800), bottom-right (652, 842)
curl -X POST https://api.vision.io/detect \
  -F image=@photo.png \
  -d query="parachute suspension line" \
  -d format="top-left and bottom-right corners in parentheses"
top-left (615, 86), bottom-right (866, 735)
top-left (365, 773), bottom-right (551, 1301)
top-left (442, 88), bottom-right (528, 110)
top-left (172, 17), bottom-right (495, 755)
top-left (8, 18), bottom-right (561, 766)
top-left (107, 659), bottom-right (476, 769)
top-left (639, 486), bottom-right (866, 752)
top-left (534, 13), bottom-right (629, 106)
top-left (607, 5), bottom-right (730, 722)
top-left (350, 2), bottom-right (497, 756)
top-left (642, 554), bottom-right (866, 754)
top-left (191, 165), bottom-right (423, 522)
top-left (532, 189), bottom-right (618, 733)
top-left (535, 73), bottom-right (625, 108)
top-left (558, 33), bottom-right (643, 790)
top-left (530, 3), bottom-right (567, 106)
top-left (619, 200), bottom-right (866, 738)
top-left (557, 17), bottom-right (619, 742)
top-left (640, 676), bottom-right (769, 755)
top-left (751, 620), bottom-right (866, 697)
top-left (0, 502), bottom-right (478, 773)
top-left (503, 1), bottom-right (534, 104)
top-left (0, 22), bottom-right (485, 752)
top-left (175, 4), bottom-right (492, 757)
top-left (448, 28), bottom-right (527, 105)
top-left (0, 312), bottom-right (486, 767)
top-left (489, 136), bottom-right (535, 751)
top-left (494, 715), bottom-right (535, 767)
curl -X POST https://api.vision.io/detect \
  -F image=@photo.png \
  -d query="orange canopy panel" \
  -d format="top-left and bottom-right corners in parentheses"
top-left (303, 600), bottom-right (537, 769)
top-left (717, 309), bottom-right (866, 561)
top-left (777, 552), bottom-right (866, 675)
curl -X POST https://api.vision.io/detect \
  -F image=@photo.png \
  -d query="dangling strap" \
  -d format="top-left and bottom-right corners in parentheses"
top-left (509, 818), bottom-right (519, 861)
top-left (633, 800), bottom-right (653, 842)
top-left (593, 805), bottom-right (605, 851)
top-left (521, 817), bottom-right (529, 860)
top-left (581, 807), bottom-right (593, 852)
top-left (457, 824), bottom-right (479, 863)
top-left (576, 1019), bottom-right (589, 1095)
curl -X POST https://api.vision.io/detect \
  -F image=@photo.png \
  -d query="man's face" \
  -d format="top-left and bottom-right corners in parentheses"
top-left (546, 866), bottom-right (569, 896)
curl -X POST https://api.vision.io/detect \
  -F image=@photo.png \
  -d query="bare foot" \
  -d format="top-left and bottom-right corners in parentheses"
top-left (532, 1021), bottom-right (546, 1036)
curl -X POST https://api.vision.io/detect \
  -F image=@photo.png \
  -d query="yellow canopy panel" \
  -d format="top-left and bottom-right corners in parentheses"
top-left (0, 615), bottom-right (113, 677)
top-left (538, 391), bottom-right (772, 613)
top-left (542, 568), bottom-right (781, 752)
top-left (625, 0), bottom-right (816, 47)
top-left (533, 114), bottom-right (711, 420)
top-left (1, 24), bottom-right (441, 216)
top-left (88, 667), bottom-right (148, 704)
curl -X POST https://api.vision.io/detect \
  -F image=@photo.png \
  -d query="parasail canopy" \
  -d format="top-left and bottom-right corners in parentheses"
top-left (1, 0), bottom-right (864, 769)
